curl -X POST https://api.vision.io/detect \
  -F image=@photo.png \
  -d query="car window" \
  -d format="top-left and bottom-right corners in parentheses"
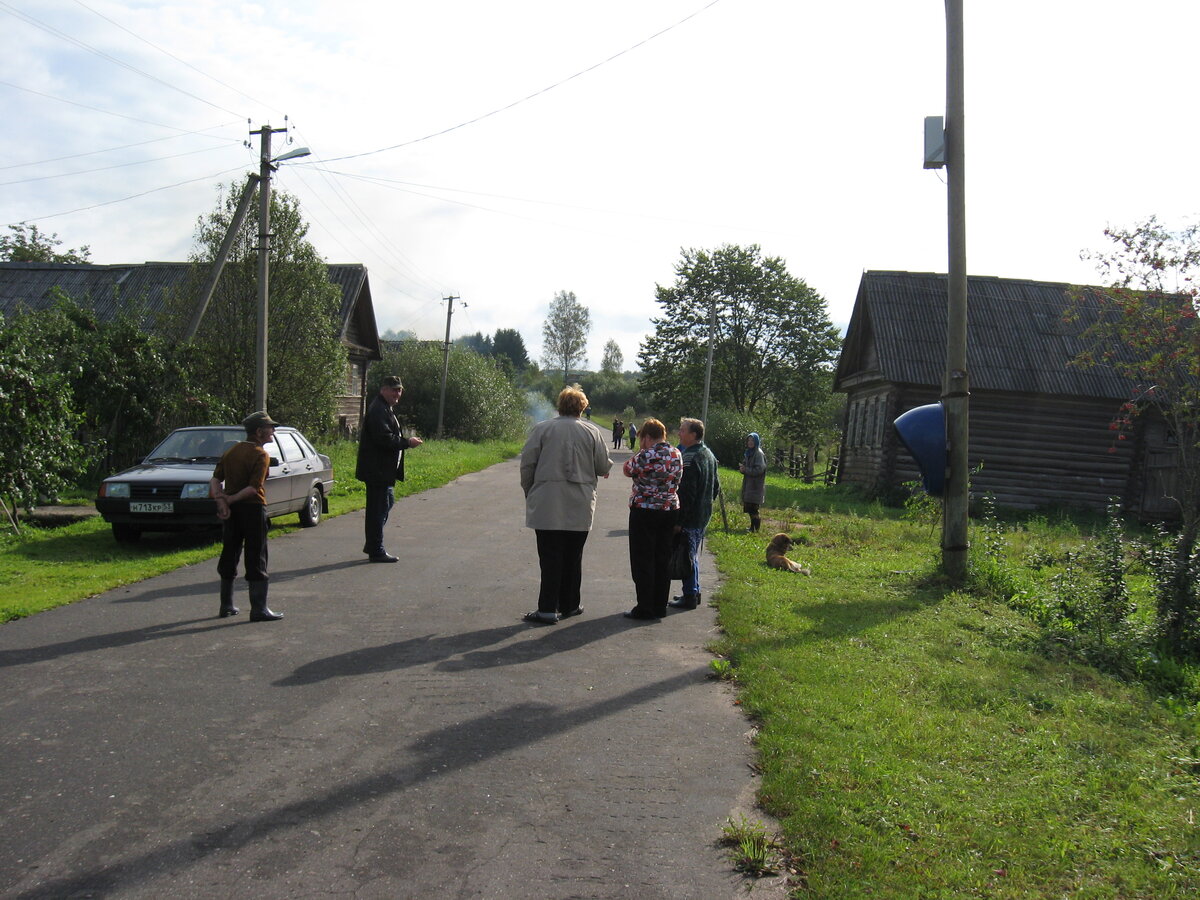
top-left (293, 433), bottom-right (318, 458)
top-left (274, 432), bottom-right (305, 463)
top-left (147, 429), bottom-right (239, 460)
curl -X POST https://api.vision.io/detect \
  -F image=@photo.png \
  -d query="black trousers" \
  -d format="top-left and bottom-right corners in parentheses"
top-left (363, 481), bottom-right (395, 555)
top-left (217, 502), bottom-right (268, 582)
top-left (628, 506), bottom-right (678, 617)
top-left (534, 529), bottom-right (589, 615)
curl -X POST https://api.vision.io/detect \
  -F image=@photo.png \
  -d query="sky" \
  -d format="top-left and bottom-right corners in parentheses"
top-left (4, 0), bottom-right (1200, 373)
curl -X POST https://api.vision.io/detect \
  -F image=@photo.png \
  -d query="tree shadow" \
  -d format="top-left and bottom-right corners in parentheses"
top-left (11, 670), bottom-right (704, 900)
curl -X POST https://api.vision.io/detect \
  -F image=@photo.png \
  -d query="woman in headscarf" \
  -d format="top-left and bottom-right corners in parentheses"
top-left (739, 432), bottom-right (767, 532)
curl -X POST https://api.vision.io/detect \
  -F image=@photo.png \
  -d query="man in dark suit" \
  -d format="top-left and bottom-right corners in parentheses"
top-left (356, 375), bottom-right (423, 562)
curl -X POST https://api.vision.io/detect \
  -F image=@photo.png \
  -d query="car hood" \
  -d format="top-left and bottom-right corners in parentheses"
top-left (105, 461), bottom-right (217, 482)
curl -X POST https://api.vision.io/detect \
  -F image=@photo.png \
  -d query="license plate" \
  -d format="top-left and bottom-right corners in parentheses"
top-left (129, 501), bottom-right (174, 513)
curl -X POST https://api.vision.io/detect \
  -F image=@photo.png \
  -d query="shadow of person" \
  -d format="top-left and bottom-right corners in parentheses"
top-left (436, 613), bottom-right (629, 672)
top-left (0, 618), bottom-right (226, 668)
top-left (274, 623), bottom-right (525, 686)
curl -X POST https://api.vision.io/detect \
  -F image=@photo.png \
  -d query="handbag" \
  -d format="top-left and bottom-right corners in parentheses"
top-left (668, 532), bottom-right (692, 580)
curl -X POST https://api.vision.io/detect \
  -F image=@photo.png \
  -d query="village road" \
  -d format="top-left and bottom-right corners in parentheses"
top-left (0, 451), bottom-right (786, 899)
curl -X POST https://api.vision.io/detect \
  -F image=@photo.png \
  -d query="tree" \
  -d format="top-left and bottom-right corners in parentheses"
top-left (171, 183), bottom-right (344, 435)
top-left (492, 328), bottom-right (529, 372)
top-left (1069, 217), bottom-right (1200, 652)
top-left (0, 223), bottom-right (91, 263)
top-left (637, 244), bottom-right (840, 433)
top-left (541, 290), bottom-right (590, 383)
top-left (600, 339), bottom-right (624, 374)
top-left (457, 331), bottom-right (493, 356)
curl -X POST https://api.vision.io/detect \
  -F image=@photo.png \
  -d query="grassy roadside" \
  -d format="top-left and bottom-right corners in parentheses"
top-left (707, 469), bottom-right (1200, 897)
top-left (0, 439), bottom-right (521, 622)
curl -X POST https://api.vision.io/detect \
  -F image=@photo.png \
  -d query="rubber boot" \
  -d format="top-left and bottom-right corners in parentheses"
top-left (248, 581), bottom-right (282, 622)
top-left (218, 578), bottom-right (239, 618)
top-left (750, 516), bottom-right (761, 533)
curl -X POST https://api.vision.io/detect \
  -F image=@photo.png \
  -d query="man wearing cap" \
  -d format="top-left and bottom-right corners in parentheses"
top-left (357, 375), bottom-right (423, 562)
top-left (209, 411), bottom-right (284, 621)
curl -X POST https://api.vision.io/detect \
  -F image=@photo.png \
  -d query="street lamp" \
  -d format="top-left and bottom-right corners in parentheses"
top-left (254, 127), bottom-right (312, 412)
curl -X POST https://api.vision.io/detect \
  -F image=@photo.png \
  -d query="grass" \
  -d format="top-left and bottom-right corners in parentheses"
top-left (707, 469), bottom-right (1200, 897)
top-left (0, 438), bottom-right (521, 622)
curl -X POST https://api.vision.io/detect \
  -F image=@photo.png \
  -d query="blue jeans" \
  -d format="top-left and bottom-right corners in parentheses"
top-left (364, 482), bottom-right (395, 555)
top-left (680, 527), bottom-right (705, 597)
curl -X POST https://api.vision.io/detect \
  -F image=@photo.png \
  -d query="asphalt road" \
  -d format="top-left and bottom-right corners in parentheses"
top-left (0, 451), bottom-right (786, 899)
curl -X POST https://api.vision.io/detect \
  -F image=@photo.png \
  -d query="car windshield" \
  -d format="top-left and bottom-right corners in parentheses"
top-left (146, 429), bottom-right (240, 461)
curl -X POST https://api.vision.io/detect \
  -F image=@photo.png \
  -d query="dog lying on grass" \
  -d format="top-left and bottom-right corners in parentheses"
top-left (766, 533), bottom-right (811, 575)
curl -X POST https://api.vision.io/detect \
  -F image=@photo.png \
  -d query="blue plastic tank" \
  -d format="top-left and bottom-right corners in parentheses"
top-left (893, 402), bottom-right (946, 496)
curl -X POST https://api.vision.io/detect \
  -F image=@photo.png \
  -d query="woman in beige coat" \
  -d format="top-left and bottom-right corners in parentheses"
top-left (519, 386), bottom-right (613, 624)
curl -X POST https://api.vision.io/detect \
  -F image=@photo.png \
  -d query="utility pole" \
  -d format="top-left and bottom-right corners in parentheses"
top-left (701, 292), bottom-right (717, 425)
top-left (253, 124), bottom-right (287, 413)
top-left (436, 294), bottom-right (461, 438)
top-left (942, 0), bottom-right (970, 581)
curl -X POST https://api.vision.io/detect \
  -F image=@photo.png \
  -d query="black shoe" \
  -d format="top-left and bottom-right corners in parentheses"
top-left (558, 607), bottom-right (584, 619)
top-left (668, 595), bottom-right (699, 610)
top-left (623, 609), bottom-right (661, 621)
top-left (218, 605), bottom-right (240, 618)
top-left (249, 608), bottom-right (284, 621)
top-left (523, 610), bottom-right (558, 625)
top-left (368, 553), bottom-right (399, 563)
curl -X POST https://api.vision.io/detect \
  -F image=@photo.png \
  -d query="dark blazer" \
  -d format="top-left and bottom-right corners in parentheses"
top-left (677, 440), bottom-right (719, 530)
top-left (356, 394), bottom-right (408, 484)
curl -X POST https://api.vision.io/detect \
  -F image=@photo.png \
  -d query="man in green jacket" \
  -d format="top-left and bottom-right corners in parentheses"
top-left (669, 417), bottom-right (719, 610)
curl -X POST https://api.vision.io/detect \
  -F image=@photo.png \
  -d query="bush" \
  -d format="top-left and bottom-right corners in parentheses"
top-left (703, 406), bottom-right (778, 469)
top-left (373, 342), bottom-right (528, 441)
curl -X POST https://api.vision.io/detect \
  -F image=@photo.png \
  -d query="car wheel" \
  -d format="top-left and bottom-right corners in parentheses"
top-left (113, 524), bottom-right (142, 544)
top-left (299, 486), bottom-right (322, 527)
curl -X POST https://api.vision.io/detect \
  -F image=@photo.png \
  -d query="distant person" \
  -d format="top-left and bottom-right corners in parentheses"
top-left (210, 411), bottom-right (284, 621)
top-left (612, 419), bottom-right (624, 449)
top-left (622, 418), bottom-right (682, 620)
top-left (357, 375), bottom-right (423, 562)
top-left (520, 386), bottom-right (613, 624)
top-left (739, 432), bottom-right (767, 533)
top-left (669, 417), bottom-right (719, 610)
top-left (627, 421), bottom-right (637, 449)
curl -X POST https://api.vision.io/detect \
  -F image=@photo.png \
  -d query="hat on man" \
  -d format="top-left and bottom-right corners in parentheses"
top-left (242, 410), bottom-right (281, 431)
top-left (381, 375), bottom-right (403, 389)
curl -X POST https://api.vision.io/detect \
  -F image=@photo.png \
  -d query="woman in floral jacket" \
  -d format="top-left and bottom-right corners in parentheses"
top-left (622, 418), bottom-right (682, 620)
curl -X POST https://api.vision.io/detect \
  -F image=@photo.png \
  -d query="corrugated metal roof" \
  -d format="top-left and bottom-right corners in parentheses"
top-left (834, 271), bottom-right (1137, 400)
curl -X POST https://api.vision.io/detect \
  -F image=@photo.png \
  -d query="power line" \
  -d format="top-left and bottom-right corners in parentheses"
top-left (0, 130), bottom-right (238, 172)
top-left (317, 0), bottom-right (723, 163)
top-left (0, 143), bottom-right (242, 187)
top-left (0, 0), bottom-right (246, 118)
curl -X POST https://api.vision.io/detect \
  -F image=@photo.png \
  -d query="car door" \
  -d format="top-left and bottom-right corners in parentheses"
top-left (272, 431), bottom-right (310, 513)
top-left (261, 435), bottom-right (294, 517)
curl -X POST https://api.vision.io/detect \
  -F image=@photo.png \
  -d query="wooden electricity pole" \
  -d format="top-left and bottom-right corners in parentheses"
top-left (436, 295), bottom-right (461, 438)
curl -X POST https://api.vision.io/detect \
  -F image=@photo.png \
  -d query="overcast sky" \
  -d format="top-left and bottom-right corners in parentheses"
top-left (4, 1), bottom-right (1199, 371)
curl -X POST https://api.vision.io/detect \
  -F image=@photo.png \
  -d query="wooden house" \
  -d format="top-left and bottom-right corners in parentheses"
top-left (832, 270), bottom-right (1179, 516)
top-left (0, 261), bottom-right (382, 433)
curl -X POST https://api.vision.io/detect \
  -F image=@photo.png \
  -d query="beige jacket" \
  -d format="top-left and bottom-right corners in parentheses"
top-left (520, 416), bottom-right (613, 531)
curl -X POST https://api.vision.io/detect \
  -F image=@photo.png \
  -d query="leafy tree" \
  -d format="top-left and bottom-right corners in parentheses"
top-left (370, 342), bottom-right (527, 442)
top-left (600, 339), bottom-right (624, 374)
top-left (637, 245), bottom-right (840, 437)
top-left (0, 308), bottom-right (95, 527)
top-left (541, 290), bottom-right (590, 383)
top-left (493, 328), bottom-right (529, 372)
top-left (0, 223), bottom-right (91, 263)
top-left (171, 183), bottom-right (344, 435)
top-left (1069, 217), bottom-right (1200, 652)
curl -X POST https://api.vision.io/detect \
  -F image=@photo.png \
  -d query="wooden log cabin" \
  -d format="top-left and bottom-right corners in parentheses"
top-left (832, 271), bottom-right (1180, 517)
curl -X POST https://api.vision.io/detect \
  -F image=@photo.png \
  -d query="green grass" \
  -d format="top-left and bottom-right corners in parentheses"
top-left (0, 438), bottom-right (521, 622)
top-left (708, 469), bottom-right (1200, 897)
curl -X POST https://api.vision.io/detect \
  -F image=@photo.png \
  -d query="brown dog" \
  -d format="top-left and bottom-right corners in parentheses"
top-left (766, 533), bottom-right (811, 575)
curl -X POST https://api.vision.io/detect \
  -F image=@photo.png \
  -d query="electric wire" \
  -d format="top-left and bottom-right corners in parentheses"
top-left (0, 0), bottom-right (246, 119)
top-left (316, 0), bottom-right (723, 163)
top-left (0, 131), bottom-right (238, 172)
top-left (0, 143), bottom-right (242, 187)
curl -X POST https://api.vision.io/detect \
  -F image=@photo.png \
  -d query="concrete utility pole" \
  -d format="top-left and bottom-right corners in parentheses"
top-left (182, 175), bottom-right (259, 343)
top-left (701, 292), bottom-right (717, 427)
top-left (253, 124), bottom-right (287, 413)
top-left (942, 0), bottom-right (970, 581)
top-left (436, 295), bottom-right (461, 439)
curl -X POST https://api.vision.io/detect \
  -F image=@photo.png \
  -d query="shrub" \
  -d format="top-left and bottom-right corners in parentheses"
top-left (374, 342), bottom-right (528, 441)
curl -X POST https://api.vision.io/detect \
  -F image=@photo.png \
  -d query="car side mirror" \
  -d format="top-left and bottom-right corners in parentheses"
top-left (269, 457), bottom-right (280, 467)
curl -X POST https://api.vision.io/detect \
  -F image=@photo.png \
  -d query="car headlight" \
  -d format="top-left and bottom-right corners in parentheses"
top-left (103, 482), bottom-right (130, 499)
top-left (181, 483), bottom-right (211, 500)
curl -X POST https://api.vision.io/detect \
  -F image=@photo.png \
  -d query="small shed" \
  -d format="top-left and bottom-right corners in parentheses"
top-left (832, 270), bottom-right (1178, 516)
top-left (0, 261), bottom-right (382, 432)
